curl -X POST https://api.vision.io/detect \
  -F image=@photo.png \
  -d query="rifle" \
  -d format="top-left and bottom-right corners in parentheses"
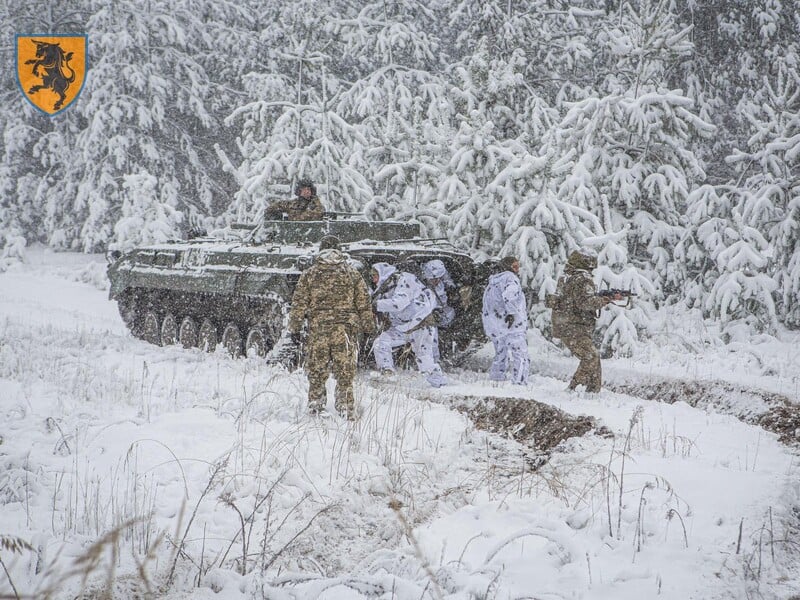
top-left (596, 288), bottom-right (637, 307)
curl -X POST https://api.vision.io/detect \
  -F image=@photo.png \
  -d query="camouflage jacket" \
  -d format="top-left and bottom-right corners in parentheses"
top-left (551, 266), bottom-right (608, 335)
top-left (288, 249), bottom-right (375, 334)
top-left (264, 195), bottom-right (324, 221)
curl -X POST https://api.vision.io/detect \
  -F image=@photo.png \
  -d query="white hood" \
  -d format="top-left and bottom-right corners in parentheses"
top-left (422, 259), bottom-right (454, 287)
top-left (371, 262), bottom-right (397, 291)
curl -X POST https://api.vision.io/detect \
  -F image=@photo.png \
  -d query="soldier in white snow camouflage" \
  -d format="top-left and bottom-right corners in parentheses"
top-left (482, 256), bottom-right (530, 385)
top-left (371, 262), bottom-right (448, 387)
top-left (421, 259), bottom-right (458, 360)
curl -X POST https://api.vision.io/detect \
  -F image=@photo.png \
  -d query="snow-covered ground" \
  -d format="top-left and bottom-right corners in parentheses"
top-left (1, 248), bottom-right (799, 600)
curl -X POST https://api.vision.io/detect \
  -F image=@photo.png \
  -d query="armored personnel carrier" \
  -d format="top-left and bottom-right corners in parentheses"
top-left (106, 214), bottom-right (487, 364)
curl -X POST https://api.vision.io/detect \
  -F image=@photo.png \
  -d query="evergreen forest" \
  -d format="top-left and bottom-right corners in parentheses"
top-left (1, 0), bottom-right (798, 351)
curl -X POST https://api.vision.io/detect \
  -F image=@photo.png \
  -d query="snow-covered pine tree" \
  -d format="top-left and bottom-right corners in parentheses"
top-left (592, 195), bottom-right (656, 356)
top-left (677, 0), bottom-right (800, 183)
top-left (227, 1), bottom-right (372, 219)
top-left (703, 205), bottom-right (778, 337)
top-left (677, 0), bottom-right (800, 331)
top-left (327, 0), bottom-right (451, 225)
top-left (727, 57), bottom-right (800, 327)
top-left (112, 171), bottom-right (182, 251)
top-left (674, 184), bottom-right (727, 311)
top-left (72, 1), bottom-right (238, 250)
top-left (504, 183), bottom-right (595, 332)
top-left (443, 0), bottom-right (567, 261)
top-left (0, 125), bottom-right (47, 247)
top-left (546, 0), bottom-right (713, 309)
top-left (213, 1), bottom-right (288, 223)
top-left (0, 0), bottom-right (88, 248)
top-left (443, 39), bottom-right (559, 255)
top-left (681, 185), bottom-right (778, 336)
top-left (440, 104), bottom-right (522, 256)
top-left (445, 0), bottom-right (599, 108)
top-left (0, 226), bottom-right (27, 272)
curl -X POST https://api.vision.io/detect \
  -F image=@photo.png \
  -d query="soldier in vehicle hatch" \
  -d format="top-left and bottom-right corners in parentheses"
top-left (287, 235), bottom-right (375, 419)
top-left (264, 178), bottom-right (325, 221)
top-left (548, 250), bottom-right (623, 393)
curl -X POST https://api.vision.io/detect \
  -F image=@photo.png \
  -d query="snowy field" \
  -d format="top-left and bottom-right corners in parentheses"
top-left (1, 248), bottom-right (799, 600)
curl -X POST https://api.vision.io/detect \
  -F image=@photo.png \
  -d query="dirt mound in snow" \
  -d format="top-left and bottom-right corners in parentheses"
top-left (482, 354), bottom-right (800, 448)
top-left (758, 405), bottom-right (800, 444)
top-left (437, 395), bottom-right (612, 460)
top-left (610, 379), bottom-right (800, 445)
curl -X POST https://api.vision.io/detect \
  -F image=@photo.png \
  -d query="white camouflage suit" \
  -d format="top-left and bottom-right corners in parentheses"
top-left (422, 259), bottom-right (456, 360)
top-left (371, 263), bottom-right (448, 387)
top-left (482, 269), bottom-right (530, 384)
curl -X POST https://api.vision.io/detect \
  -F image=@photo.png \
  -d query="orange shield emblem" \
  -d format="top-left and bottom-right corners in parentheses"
top-left (16, 34), bottom-right (88, 115)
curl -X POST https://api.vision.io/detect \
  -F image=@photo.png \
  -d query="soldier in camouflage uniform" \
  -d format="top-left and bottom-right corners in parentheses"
top-left (549, 251), bottom-right (622, 393)
top-left (265, 179), bottom-right (325, 221)
top-left (288, 235), bottom-right (375, 418)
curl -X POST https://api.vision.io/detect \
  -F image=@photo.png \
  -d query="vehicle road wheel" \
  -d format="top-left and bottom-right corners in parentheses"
top-left (245, 327), bottom-right (268, 358)
top-left (161, 313), bottom-right (178, 346)
top-left (142, 311), bottom-right (161, 346)
top-left (179, 317), bottom-right (199, 349)
top-left (199, 319), bottom-right (218, 352)
top-left (221, 323), bottom-right (243, 358)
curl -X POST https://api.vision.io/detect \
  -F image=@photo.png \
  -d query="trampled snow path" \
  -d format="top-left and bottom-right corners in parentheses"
top-left (1, 250), bottom-right (799, 600)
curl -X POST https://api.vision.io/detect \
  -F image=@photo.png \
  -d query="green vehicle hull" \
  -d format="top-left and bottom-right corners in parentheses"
top-left (107, 217), bottom-right (487, 363)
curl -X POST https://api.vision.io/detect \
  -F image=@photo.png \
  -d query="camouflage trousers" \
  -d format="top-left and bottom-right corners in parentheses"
top-left (305, 323), bottom-right (358, 414)
top-left (559, 325), bottom-right (602, 393)
top-left (489, 331), bottom-right (529, 385)
top-left (372, 325), bottom-right (448, 387)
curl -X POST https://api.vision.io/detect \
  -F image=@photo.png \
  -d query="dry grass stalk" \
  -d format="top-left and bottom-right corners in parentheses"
top-left (28, 516), bottom-right (158, 600)
top-left (261, 500), bottom-right (334, 573)
top-left (389, 498), bottom-right (444, 600)
top-left (0, 535), bottom-right (34, 600)
top-left (166, 456), bottom-right (227, 586)
top-left (0, 537), bottom-right (33, 556)
top-left (617, 406), bottom-right (644, 538)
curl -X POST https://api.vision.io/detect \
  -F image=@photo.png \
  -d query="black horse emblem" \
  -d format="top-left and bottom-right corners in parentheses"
top-left (25, 40), bottom-right (76, 111)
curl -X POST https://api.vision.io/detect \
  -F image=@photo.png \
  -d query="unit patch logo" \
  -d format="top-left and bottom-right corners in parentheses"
top-left (16, 34), bottom-right (88, 115)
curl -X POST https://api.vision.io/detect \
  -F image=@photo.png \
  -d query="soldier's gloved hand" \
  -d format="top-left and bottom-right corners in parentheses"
top-left (504, 314), bottom-right (515, 328)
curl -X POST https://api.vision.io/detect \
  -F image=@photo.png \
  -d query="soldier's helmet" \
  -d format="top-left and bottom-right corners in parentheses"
top-left (496, 256), bottom-right (519, 274)
top-left (295, 178), bottom-right (316, 196)
top-left (318, 235), bottom-right (340, 251)
top-left (567, 250), bottom-right (597, 271)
